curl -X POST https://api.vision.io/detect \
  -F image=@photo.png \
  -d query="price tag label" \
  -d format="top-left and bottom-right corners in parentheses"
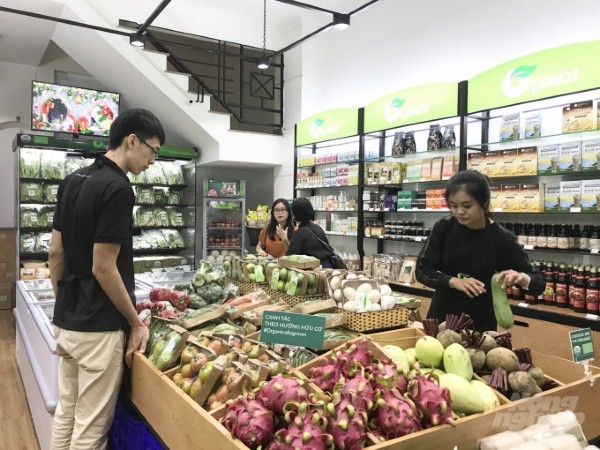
top-left (524, 245), bottom-right (535, 250)
top-left (591, 249), bottom-right (599, 254)
top-left (414, 236), bottom-right (424, 242)
top-left (570, 207), bottom-right (582, 213)
top-left (518, 302), bottom-right (529, 308)
top-left (384, 208), bottom-right (390, 211)
top-left (569, 328), bottom-right (595, 363)
top-left (585, 314), bottom-right (598, 321)
top-left (494, 208), bottom-right (503, 212)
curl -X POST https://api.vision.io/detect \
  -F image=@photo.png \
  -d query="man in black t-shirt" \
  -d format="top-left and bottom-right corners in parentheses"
top-left (48, 108), bottom-right (165, 450)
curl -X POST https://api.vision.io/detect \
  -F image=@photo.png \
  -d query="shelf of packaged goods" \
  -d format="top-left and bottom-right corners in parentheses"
top-left (19, 201), bottom-right (56, 205)
top-left (20, 227), bottom-right (52, 233)
top-left (295, 185), bottom-right (358, 190)
top-left (131, 183), bottom-right (188, 189)
top-left (134, 203), bottom-right (184, 207)
top-left (323, 232), bottom-right (357, 237)
top-left (363, 146), bottom-right (460, 163)
top-left (492, 210), bottom-right (600, 215)
top-left (206, 227), bottom-right (242, 231)
top-left (363, 235), bottom-right (427, 243)
top-left (482, 171), bottom-right (600, 183)
top-left (364, 208), bottom-right (450, 213)
top-left (297, 159), bottom-right (361, 169)
top-left (20, 252), bottom-right (49, 260)
top-left (314, 209), bottom-right (358, 212)
top-left (133, 248), bottom-right (186, 255)
top-left (520, 246), bottom-right (600, 255)
top-left (466, 128), bottom-right (600, 152)
top-left (206, 246), bottom-right (242, 250)
top-left (509, 300), bottom-right (600, 332)
top-left (363, 179), bottom-right (451, 187)
top-left (19, 177), bottom-right (62, 184)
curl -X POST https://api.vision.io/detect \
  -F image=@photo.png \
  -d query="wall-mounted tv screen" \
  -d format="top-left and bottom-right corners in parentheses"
top-left (31, 81), bottom-right (120, 137)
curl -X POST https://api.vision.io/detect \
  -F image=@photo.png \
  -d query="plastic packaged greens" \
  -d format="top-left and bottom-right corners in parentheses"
top-left (161, 229), bottom-right (185, 249)
top-left (39, 206), bottom-right (56, 228)
top-left (20, 233), bottom-right (37, 253)
top-left (133, 234), bottom-right (152, 250)
top-left (65, 157), bottom-right (87, 175)
top-left (145, 163), bottom-right (167, 185)
top-left (142, 230), bottom-right (169, 249)
top-left (128, 171), bottom-right (147, 184)
top-left (153, 209), bottom-right (170, 227)
top-left (20, 149), bottom-right (41, 178)
top-left (43, 183), bottom-right (60, 203)
top-left (20, 206), bottom-right (40, 228)
top-left (40, 150), bottom-right (66, 180)
top-left (20, 182), bottom-right (43, 202)
top-left (164, 188), bottom-right (182, 205)
top-left (162, 162), bottom-right (185, 185)
top-left (35, 232), bottom-right (52, 252)
top-left (134, 207), bottom-right (156, 227)
top-left (135, 187), bottom-right (155, 205)
top-left (153, 188), bottom-right (165, 205)
top-left (168, 209), bottom-right (185, 227)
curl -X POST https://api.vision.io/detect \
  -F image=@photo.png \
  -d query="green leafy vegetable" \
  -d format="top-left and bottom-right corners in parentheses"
top-left (20, 182), bottom-right (43, 202)
top-left (20, 149), bottom-right (41, 178)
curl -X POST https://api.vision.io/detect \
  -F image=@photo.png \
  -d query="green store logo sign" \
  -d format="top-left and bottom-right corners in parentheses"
top-left (501, 64), bottom-right (579, 99)
top-left (384, 97), bottom-right (430, 123)
top-left (309, 118), bottom-right (340, 139)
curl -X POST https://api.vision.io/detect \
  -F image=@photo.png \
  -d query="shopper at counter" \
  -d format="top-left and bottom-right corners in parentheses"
top-left (256, 198), bottom-right (294, 258)
top-left (287, 197), bottom-right (335, 268)
top-left (415, 170), bottom-right (544, 332)
top-left (48, 108), bottom-right (165, 450)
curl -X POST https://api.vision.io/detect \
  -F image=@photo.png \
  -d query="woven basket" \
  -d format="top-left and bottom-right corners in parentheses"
top-left (263, 287), bottom-right (328, 307)
top-left (336, 306), bottom-right (410, 332)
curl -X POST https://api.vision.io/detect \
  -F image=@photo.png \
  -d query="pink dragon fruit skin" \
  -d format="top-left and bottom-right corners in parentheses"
top-left (372, 388), bottom-right (422, 439)
top-left (334, 370), bottom-right (377, 413)
top-left (220, 396), bottom-right (274, 449)
top-left (309, 358), bottom-right (348, 393)
top-left (326, 392), bottom-right (369, 450)
top-left (396, 373), bottom-right (408, 394)
top-left (257, 375), bottom-right (309, 415)
top-left (335, 338), bottom-right (373, 368)
top-left (369, 359), bottom-right (399, 391)
top-left (270, 402), bottom-right (334, 450)
top-left (407, 374), bottom-right (453, 427)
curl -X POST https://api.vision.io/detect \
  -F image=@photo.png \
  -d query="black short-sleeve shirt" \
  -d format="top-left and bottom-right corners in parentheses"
top-left (52, 156), bottom-right (135, 332)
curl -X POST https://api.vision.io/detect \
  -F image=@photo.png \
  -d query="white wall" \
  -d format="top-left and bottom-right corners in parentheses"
top-left (294, 0), bottom-right (600, 117)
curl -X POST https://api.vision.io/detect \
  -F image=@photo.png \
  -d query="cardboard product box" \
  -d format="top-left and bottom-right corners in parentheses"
top-left (489, 184), bottom-right (502, 211)
top-left (405, 160), bottom-right (422, 182)
top-left (544, 183), bottom-right (561, 212)
top-left (420, 158), bottom-right (433, 181)
top-left (559, 180), bottom-right (583, 211)
top-left (581, 179), bottom-right (600, 212)
top-left (516, 146), bottom-right (538, 176)
top-left (498, 149), bottom-right (518, 177)
top-left (559, 141), bottom-right (582, 173)
top-left (378, 163), bottom-right (391, 184)
top-left (500, 112), bottom-right (520, 141)
top-left (517, 183), bottom-right (542, 212)
top-left (430, 157), bottom-right (443, 181)
top-left (441, 155), bottom-right (455, 180)
top-left (480, 151), bottom-right (499, 178)
top-left (467, 152), bottom-right (483, 172)
top-left (500, 184), bottom-right (520, 212)
top-left (390, 162), bottom-right (402, 184)
top-left (581, 139), bottom-right (600, 172)
top-left (537, 144), bottom-right (560, 175)
top-left (562, 100), bottom-right (594, 133)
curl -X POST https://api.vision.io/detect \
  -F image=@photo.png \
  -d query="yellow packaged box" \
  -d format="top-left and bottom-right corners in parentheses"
top-left (497, 149), bottom-right (518, 177)
top-left (500, 184), bottom-right (520, 212)
top-left (480, 151), bottom-right (499, 178)
top-left (516, 146), bottom-right (538, 175)
top-left (517, 183), bottom-right (542, 212)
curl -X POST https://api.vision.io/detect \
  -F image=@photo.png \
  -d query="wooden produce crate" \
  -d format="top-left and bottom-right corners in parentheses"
top-left (131, 353), bottom-right (246, 450)
top-left (336, 305), bottom-right (411, 332)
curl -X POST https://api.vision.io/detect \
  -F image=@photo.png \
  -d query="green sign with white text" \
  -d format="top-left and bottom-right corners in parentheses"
top-left (260, 311), bottom-right (326, 348)
top-left (569, 327), bottom-right (595, 363)
top-left (363, 83), bottom-right (458, 133)
top-left (295, 108), bottom-right (358, 146)
top-left (469, 40), bottom-right (600, 113)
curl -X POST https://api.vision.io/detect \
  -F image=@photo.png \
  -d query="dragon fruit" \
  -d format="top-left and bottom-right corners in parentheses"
top-left (406, 374), bottom-right (453, 427)
top-left (325, 391), bottom-right (369, 450)
top-left (369, 359), bottom-right (399, 391)
top-left (335, 338), bottom-right (373, 368)
top-left (220, 396), bottom-right (274, 449)
top-left (309, 357), bottom-right (348, 393)
top-left (257, 375), bottom-right (309, 415)
top-left (372, 388), bottom-right (422, 439)
top-left (269, 402), bottom-right (334, 449)
top-left (333, 369), bottom-right (376, 413)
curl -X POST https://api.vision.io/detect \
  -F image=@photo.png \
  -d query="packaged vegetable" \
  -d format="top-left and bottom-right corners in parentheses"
top-left (145, 162), bottom-right (167, 185)
top-left (20, 206), bottom-right (40, 228)
top-left (40, 150), bottom-right (66, 180)
top-left (43, 183), bottom-right (59, 203)
top-left (135, 187), bottom-right (155, 205)
top-left (38, 206), bottom-right (55, 228)
top-left (20, 182), bottom-right (43, 202)
top-left (64, 157), bottom-right (87, 175)
top-left (161, 162), bottom-right (185, 185)
top-left (20, 233), bottom-right (37, 253)
top-left (20, 149), bottom-right (41, 178)
top-left (161, 229), bottom-right (185, 249)
top-left (164, 188), bottom-right (181, 205)
top-left (35, 232), bottom-right (52, 252)
top-left (128, 171), bottom-right (147, 184)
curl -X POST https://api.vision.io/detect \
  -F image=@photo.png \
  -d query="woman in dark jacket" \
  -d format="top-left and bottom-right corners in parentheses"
top-left (416, 170), bottom-right (545, 332)
top-left (287, 197), bottom-right (335, 268)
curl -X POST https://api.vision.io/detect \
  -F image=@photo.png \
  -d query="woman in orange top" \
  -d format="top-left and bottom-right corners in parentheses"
top-left (256, 198), bottom-right (294, 258)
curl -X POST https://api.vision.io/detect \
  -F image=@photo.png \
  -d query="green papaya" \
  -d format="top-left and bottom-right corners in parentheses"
top-left (491, 274), bottom-right (514, 329)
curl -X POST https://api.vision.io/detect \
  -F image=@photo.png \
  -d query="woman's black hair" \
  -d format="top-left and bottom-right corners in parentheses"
top-left (266, 198), bottom-right (293, 240)
top-left (291, 197), bottom-right (315, 227)
top-left (445, 169), bottom-right (492, 217)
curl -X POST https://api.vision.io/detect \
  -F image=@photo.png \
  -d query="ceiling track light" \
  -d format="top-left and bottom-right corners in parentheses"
top-left (129, 32), bottom-right (146, 47)
top-left (332, 13), bottom-right (350, 30)
top-left (257, 56), bottom-right (270, 70)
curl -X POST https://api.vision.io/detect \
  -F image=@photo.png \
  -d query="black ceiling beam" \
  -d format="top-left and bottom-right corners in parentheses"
top-left (273, 0), bottom-right (340, 15)
top-left (0, 6), bottom-right (130, 37)
top-left (136, 0), bottom-right (172, 34)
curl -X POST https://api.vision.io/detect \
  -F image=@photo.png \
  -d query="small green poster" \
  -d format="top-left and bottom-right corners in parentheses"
top-left (260, 311), bottom-right (326, 348)
top-left (469, 40), bottom-right (600, 112)
top-left (569, 327), bottom-right (595, 363)
top-left (363, 82), bottom-right (458, 133)
top-left (295, 108), bottom-right (359, 146)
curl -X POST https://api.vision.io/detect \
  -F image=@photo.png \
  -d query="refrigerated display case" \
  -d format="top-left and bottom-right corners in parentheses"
top-left (13, 279), bottom-right (151, 450)
top-left (202, 198), bottom-right (246, 260)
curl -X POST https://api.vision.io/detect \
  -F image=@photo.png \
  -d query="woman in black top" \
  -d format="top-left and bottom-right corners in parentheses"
top-left (287, 197), bottom-right (335, 268)
top-left (416, 170), bottom-right (545, 332)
